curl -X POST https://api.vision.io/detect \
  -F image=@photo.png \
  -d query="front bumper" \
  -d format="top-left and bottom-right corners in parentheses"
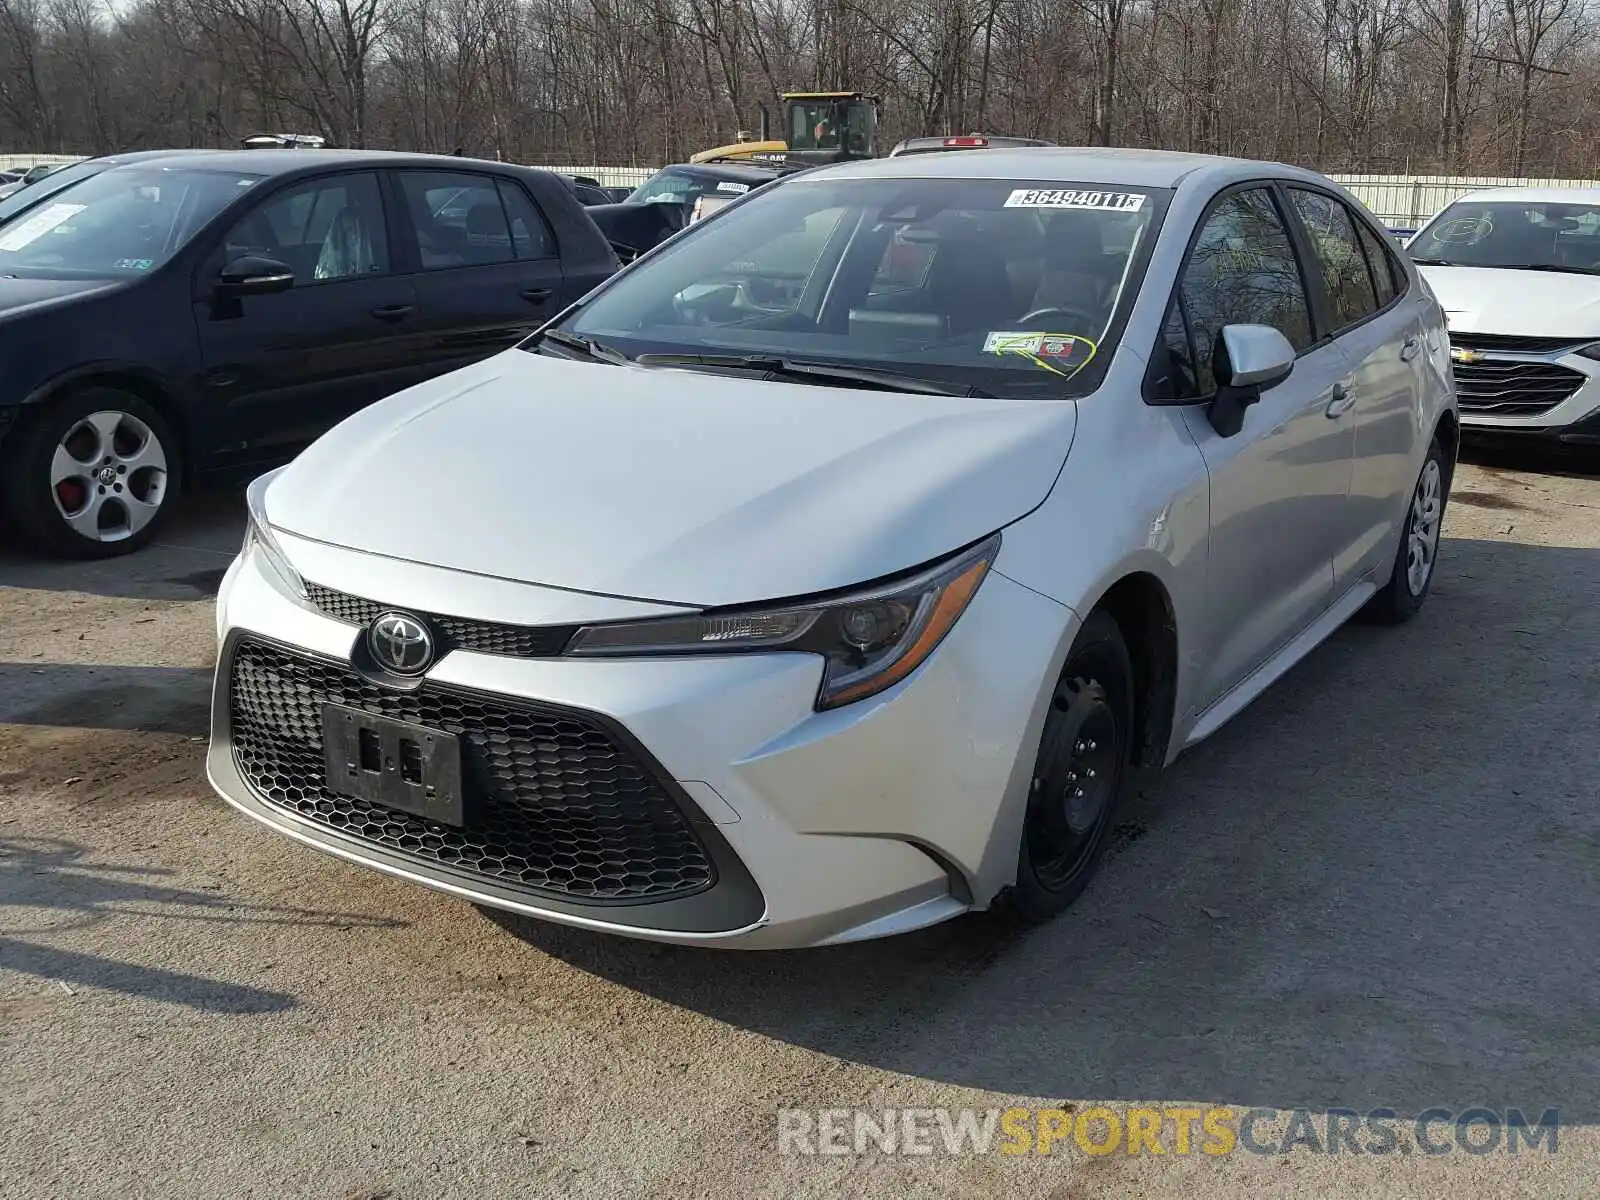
top-left (206, 536), bottom-right (1074, 949)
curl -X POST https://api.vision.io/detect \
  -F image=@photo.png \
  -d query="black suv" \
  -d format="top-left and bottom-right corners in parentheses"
top-left (0, 150), bottom-right (618, 557)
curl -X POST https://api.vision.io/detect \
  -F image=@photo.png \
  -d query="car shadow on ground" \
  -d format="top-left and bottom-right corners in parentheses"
top-left (0, 837), bottom-right (401, 1014)
top-left (489, 534), bottom-right (1600, 1124)
top-left (1459, 436), bottom-right (1600, 481)
top-left (0, 663), bottom-right (212, 735)
top-left (0, 488), bottom-right (244, 602)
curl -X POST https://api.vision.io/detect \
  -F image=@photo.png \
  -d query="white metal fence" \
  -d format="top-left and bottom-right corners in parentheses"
top-left (549, 165), bottom-right (655, 187)
top-left (0, 153), bottom-right (84, 172)
top-left (1328, 173), bottom-right (1598, 228)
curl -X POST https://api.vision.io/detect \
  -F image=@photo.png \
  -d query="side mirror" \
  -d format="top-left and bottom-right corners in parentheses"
top-left (217, 255), bottom-right (294, 296)
top-left (1207, 324), bottom-right (1295, 437)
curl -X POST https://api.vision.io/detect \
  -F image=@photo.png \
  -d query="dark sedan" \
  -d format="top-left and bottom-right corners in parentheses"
top-left (0, 149), bottom-right (618, 557)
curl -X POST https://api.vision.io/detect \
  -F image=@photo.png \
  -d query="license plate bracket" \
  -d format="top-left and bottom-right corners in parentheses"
top-left (321, 703), bottom-right (464, 827)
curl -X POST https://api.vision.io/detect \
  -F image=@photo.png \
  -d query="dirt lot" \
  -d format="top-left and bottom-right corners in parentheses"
top-left (2, 449), bottom-right (1598, 1199)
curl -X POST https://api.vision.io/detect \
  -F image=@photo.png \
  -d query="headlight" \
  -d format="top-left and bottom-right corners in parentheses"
top-left (565, 533), bottom-right (1000, 710)
top-left (243, 468), bottom-right (306, 599)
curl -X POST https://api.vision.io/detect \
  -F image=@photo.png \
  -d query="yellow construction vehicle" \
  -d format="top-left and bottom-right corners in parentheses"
top-left (689, 91), bottom-right (881, 168)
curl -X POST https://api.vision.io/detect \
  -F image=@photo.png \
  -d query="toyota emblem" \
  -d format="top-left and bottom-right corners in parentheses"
top-left (368, 611), bottom-right (435, 675)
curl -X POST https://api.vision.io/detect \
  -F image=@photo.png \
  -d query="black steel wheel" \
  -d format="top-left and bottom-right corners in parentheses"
top-left (1007, 610), bottom-right (1134, 922)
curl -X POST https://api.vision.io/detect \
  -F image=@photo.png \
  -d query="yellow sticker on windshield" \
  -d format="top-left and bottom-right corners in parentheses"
top-left (984, 331), bottom-right (1098, 379)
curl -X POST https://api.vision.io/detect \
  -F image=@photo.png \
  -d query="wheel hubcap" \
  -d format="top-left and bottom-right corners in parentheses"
top-left (1027, 676), bottom-right (1122, 892)
top-left (49, 410), bottom-right (168, 543)
top-left (1405, 459), bottom-right (1443, 597)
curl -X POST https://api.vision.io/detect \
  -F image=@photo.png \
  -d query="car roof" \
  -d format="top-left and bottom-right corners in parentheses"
top-left (1446, 186), bottom-right (1600, 206)
top-left (90, 149), bottom-right (542, 178)
top-left (88, 149), bottom-right (226, 164)
top-left (809, 146), bottom-right (1314, 190)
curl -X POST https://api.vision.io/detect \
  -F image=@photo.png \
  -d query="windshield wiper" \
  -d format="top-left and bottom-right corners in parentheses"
top-left (633, 353), bottom-right (993, 397)
top-left (1408, 257), bottom-right (1453, 266)
top-left (1484, 263), bottom-right (1600, 276)
top-left (532, 329), bottom-right (629, 363)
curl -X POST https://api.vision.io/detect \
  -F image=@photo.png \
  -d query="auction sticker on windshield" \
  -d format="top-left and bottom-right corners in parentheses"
top-left (983, 330), bottom-right (1098, 378)
top-left (0, 203), bottom-right (86, 252)
top-left (1003, 189), bottom-right (1146, 212)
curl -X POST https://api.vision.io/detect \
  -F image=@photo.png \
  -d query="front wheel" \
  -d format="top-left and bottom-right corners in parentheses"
top-left (1004, 610), bottom-right (1135, 923)
top-left (2, 388), bottom-right (182, 559)
top-left (1362, 435), bottom-right (1448, 624)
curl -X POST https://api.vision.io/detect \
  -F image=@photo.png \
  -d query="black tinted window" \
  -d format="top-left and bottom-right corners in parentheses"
top-left (1356, 220), bottom-right (1399, 306)
top-left (1179, 188), bottom-right (1312, 394)
top-left (397, 170), bottom-right (514, 270)
top-left (1289, 189), bottom-right (1380, 329)
top-left (223, 172), bottom-right (387, 284)
top-left (497, 181), bottom-right (556, 259)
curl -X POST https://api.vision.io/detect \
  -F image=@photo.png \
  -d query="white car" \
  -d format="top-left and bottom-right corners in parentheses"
top-left (209, 149), bottom-right (1457, 949)
top-left (1408, 186), bottom-right (1600, 445)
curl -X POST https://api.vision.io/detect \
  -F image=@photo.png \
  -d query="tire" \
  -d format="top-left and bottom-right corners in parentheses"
top-left (1361, 435), bottom-right (1448, 625)
top-left (2, 388), bottom-right (182, 559)
top-left (1004, 610), bottom-right (1136, 923)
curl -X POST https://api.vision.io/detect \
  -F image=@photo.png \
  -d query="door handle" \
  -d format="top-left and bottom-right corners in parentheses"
top-left (519, 287), bottom-right (554, 304)
top-left (370, 303), bottom-right (415, 321)
top-left (1400, 335), bottom-right (1420, 361)
top-left (1325, 384), bottom-right (1357, 418)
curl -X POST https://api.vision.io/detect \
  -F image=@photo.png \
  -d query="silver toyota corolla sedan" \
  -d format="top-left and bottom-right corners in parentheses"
top-left (208, 148), bottom-right (1458, 949)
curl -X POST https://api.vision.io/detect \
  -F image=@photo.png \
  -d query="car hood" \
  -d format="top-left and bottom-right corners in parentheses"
top-left (267, 350), bottom-right (1077, 607)
top-left (1419, 265), bottom-right (1600, 338)
top-left (0, 275), bottom-right (120, 319)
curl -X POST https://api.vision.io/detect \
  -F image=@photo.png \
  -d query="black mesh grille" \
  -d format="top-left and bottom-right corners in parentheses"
top-left (228, 638), bottom-right (714, 903)
top-left (305, 583), bottom-right (576, 658)
top-left (1451, 359), bottom-right (1587, 416)
top-left (1449, 333), bottom-right (1585, 355)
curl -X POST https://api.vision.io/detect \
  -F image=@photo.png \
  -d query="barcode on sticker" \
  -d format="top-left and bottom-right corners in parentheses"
top-left (1003, 189), bottom-right (1146, 211)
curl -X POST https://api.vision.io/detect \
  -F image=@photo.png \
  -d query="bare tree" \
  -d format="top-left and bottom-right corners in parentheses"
top-left (4, 0), bottom-right (1599, 178)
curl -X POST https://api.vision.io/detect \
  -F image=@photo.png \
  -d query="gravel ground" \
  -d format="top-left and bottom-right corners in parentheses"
top-left (2, 449), bottom-right (1598, 1199)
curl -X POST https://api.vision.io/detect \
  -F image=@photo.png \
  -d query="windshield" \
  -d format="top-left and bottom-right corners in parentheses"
top-left (1408, 199), bottom-right (1600, 272)
top-left (0, 166), bottom-right (262, 278)
top-left (627, 168), bottom-right (762, 206)
top-left (0, 159), bottom-right (111, 226)
top-left (787, 101), bottom-right (873, 155)
top-left (550, 176), bottom-right (1166, 399)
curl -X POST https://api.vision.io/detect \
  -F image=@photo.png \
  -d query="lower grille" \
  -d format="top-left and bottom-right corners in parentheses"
top-left (305, 583), bottom-right (576, 659)
top-left (1451, 359), bottom-right (1587, 416)
top-left (227, 638), bottom-right (714, 903)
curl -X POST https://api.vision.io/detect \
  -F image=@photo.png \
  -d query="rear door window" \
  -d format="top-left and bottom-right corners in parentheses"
top-left (496, 181), bottom-right (557, 260)
top-left (1355, 220), bottom-right (1399, 307)
top-left (1288, 188), bottom-right (1380, 331)
top-left (396, 170), bottom-right (515, 270)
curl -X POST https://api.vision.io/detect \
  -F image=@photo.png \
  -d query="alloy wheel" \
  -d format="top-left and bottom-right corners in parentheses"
top-left (1406, 458), bottom-right (1443, 597)
top-left (49, 410), bottom-right (170, 543)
